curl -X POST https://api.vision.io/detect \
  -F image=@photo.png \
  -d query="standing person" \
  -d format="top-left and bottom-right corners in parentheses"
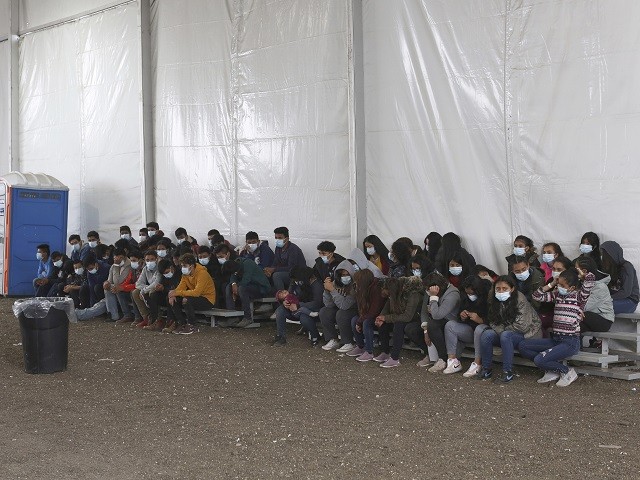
top-left (519, 267), bottom-right (595, 387)
top-left (388, 239), bottom-right (413, 278)
top-left (104, 249), bottom-right (134, 323)
top-left (600, 241), bottom-right (639, 314)
top-left (434, 232), bottom-right (475, 277)
top-left (238, 231), bottom-right (275, 272)
top-left (539, 242), bottom-right (564, 282)
top-left (575, 256), bottom-right (614, 334)
top-left (132, 251), bottom-right (162, 330)
top-left (363, 234), bottom-right (390, 275)
top-left (271, 266), bottom-right (323, 347)
top-left (478, 276), bottom-right (542, 383)
top-left (423, 232), bottom-right (442, 265)
top-left (346, 269), bottom-right (385, 359)
top-left (418, 272), bottom-right (461, 372)
top-left (223, 255), bottom-right (272, 328)
top-left (313, 241), bottom-right (345, 282)
top-left (319, 261), bottom-right (358, 351)
top-left (168, 253), bottom-right (217, 335)
top-left (442, 275), bottom-right (492, 377)
top-left (264, 227), bottom-right (307, 291)
top-left (576, 232), bottom-right (602, 269)
top-left (371, 276), bottom-right (424, 368)
top-left (33, 244), bottom-right (53, 296)
top-left (505, 235), bottom-right (541, 270)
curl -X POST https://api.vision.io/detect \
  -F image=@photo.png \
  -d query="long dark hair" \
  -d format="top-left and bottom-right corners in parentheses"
top-left (411, 254), bottom-right (434, 277)
top-left (424, 232), bottom-right (442, 263)
top-left (363, 234), bottom-right (389, 260)
top-left (390, 239), bottom-right (412, 268)
top-left (601, 249), bottom-right (620, 286)
top-left (354, 269), bottom-right (375, 317)
top-left (487, 275), bottom-right (520, 326)
top-left (383, 277), bottom-right (404, 314)
top-left (449, 251), bottom-right (472, 278)
top-left (437, 232), bottom-right (462, 274)
top-left (460, 275), bottom-right (491, 314)
top-left (580, 231), bottom-right (602, 268)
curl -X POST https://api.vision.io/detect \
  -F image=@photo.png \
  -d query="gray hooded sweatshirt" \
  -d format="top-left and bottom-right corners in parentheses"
top-left (601, 241), bottom-right (639, 303)
top-left (322, 259), bottom-right (357, 310)
top-left (347, 248), bottom-right (385, 278)
top-left (585, 273), bottom-right (615, 322)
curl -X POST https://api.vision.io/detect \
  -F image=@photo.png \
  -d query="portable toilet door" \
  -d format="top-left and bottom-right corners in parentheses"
top-left (0, 172), bottom-right (69, 296)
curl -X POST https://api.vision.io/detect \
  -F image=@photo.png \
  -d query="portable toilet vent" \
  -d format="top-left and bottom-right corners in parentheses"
top-left (0, 172), bottom-right (69, 296)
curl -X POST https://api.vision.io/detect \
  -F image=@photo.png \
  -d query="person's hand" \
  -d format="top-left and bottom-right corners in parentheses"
top-left (155, 284), bottom-right (164, 292)
top-left (103, 281), bottom-right (111, 290)
top-left (324, 277), bottom-right (334, 292)
top-left (424, 331), bottom-right (432, 346)
top-left (168, 289), bottom-right (176, 298)
top-left (289, 303), bottom-right (298, 312)
top-left (460, 310), bottom-right (469, 319)
top-left (576, 266), bottom-right (586, 280)
top-left (232, 283), bottom-right (239, 300)
top-left (168, 296), bottom-right (175, 306)
top-left (468, 312), bottom-right (480, 323)
top-left (63, 285), bottom-right (71, 293)
top-left (111, 285), bottom-right (118, 294)
top-left (263, 267), bottom-right (274, 278)
top-left (283, 300), bottom-right (291, 309)
top-left (427, 285), bottom-right (440, 297)
top-left (355, 323), bottom-right (362, 333)
top-left (375, 315), bottom-right (385, 327)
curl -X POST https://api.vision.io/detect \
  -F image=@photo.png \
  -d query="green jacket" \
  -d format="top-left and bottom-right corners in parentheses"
top-left (231, 258), bottom-right (271, 295)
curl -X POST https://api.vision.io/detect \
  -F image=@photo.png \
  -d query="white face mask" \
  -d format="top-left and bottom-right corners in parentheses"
top-left (515, 269), bottom-right (530, 281)
top-left (580, 244), bottom-right (593, 254)
top-left (72, 243), bottom-right (81, 251)
top-left (320, 255), bottom-right (329, 264)
top-left (275, 239), bottom-right (285, 248)
top-left (36, 252), bottom-right (43, 260)
top-left (467, 294), bottom-right (478, 302)
top-left (89, 241), bottom-right (98, 248)
top-left (147, 229), bottom-right (157, 236)
top-left (88, 267), bottom-right (98, 275)
top-left (388, 252), bottom-right (394, 261)
top-left (449, 266), bottom-right (463, 276)
top-left (248, 243), bottom-right (259, 252)
top-left (130, 261), bottom-right (139, 269)
top-left (341, 276), bottom-right (352, 285)
top-left (513, 247), bottom-right (526, 256)
top-left (208, 239), bottom-right (214, 247)
top-left (157, 250), bottom-right (167, 258)
top-left (542, 253), bottom-right (555, 264)
top-left (146, 261), bottom-right (157, 270)
top-left (121, 234), bottom-right (131, 240)
top-left (181, 266), bottom-right (190, 275)
top-left (552, 270), bottom-right (561, 279)
top-left (199, 257), bottom-right (210, 266)
top-left (163, 271), bottom-right (174, 279)
top-left (75, 267), bottom-right (84, 275)
top-left (53, 260), bottom-right (63, 268)
top-left (139, 235), bottom-right (147, 243)
top-left (366, 246), bottom-right (375, 256)
top-left (117, 260), bottom-right (125, 267)
top-left (218, 257), bottom-right (227, 265)
top-left (495, 291), bottom-right (511, 302)
top-left (412, 269), bottom-right (422, 277)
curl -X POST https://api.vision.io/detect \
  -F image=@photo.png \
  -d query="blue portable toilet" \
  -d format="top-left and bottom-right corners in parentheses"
top-left (0, 172), bottom-right (69, 296)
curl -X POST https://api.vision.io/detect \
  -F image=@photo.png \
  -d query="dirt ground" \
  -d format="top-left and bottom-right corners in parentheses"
top-left (1, 298), bottom-right (639, 479)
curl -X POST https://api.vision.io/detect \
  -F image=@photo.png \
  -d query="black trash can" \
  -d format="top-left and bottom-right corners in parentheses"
top-left (13, 297), bottom-right (76, 374)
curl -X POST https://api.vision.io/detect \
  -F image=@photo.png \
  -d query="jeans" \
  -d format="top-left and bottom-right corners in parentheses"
top-left (33, 278), bottom-right (51, 297)
top-left (613, 298), bottom-right (638, 314)
top-left (272, 271), bottom-right (290, 291)
top-left (426, 317), bottom-right (448, 361)
top-left (519, 334), bottom-right (581, 374)
top-left (104, 290), bottom-right (133, 321)
top-left (480, 329), bottom-right (525, 372)
top-left (298, 308), bottom-right (320, 341)
top-left (379, 322), bottom-right (409, 360)
top-left (352, 316), bottom-right (375, 353)
top-left (225, 283), bottom-right (263, 320)
top-left (75, 299), bottom-right (107, 321)
top-left (320, 306), bottom-right (358, 344)
top-left (171, 296), bottom-right (214, 325)
top-left (275, 304), bottom-right (295, 338)
top-left (444, 320), bottom-right (474, 357)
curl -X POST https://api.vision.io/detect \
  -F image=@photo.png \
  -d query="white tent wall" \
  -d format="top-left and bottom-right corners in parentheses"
top-left (19, 0), bottom-right (120, 30)
top-left (18, 2), bottom-right (145, 244)
top-left (0, 41), bottom-right (8, 174)
top-left (152, 0), bottom-right (351, 258)
top-left (363, 0), bottom-right (640, 274)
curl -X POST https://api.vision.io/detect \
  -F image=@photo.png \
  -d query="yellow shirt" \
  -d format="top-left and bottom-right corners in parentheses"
top-left (371, 256), bottom-right (383, 272)
top-left (175, 264), bottom-right (216, 305)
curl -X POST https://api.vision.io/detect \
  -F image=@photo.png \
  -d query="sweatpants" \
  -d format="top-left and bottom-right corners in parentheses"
top-left (319, 306), bottom-right (357, 344)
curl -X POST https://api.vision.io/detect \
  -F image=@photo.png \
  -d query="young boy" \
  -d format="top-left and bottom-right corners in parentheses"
top-left (33, 244), bottom-right (53, 296)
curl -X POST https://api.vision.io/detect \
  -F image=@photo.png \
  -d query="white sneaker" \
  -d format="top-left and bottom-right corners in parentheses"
top-left (556, 368), bottom-right (578, 387)
top-left (428, 358), bottom-right (446, 373)
top-left (443, 358), bottom-right (462, 374)
top-left (537, 371), bottom-right (561, 384)
top-left (462, 361), bottom-right (480, 378)
top-left (321, 339), bottom-right (340, 351)
top-left (416, 356), bottom-right (431, 368)
top-left (336, 343), bottom-right (354, 354)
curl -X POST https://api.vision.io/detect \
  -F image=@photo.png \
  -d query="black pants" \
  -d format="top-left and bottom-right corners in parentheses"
top-left (147, 291), bottom-right (173, 322)
top-left (426, 317), bottom-right (447, 361)
top-left (404, 320), bottom-right (428, 354)
top-left (581, 312), bottom-right (613, 333)
top-left (171, 296), bottom-right (214, 325)
top-left (379, 322), bottom-right (409, 360)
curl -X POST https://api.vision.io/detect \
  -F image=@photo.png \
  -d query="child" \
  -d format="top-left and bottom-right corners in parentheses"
top-left (505, 235), bottom-right (540, 271)
top-left (319, 261), bottom-right (358, 351)
top-left (363, 235), bottom-right (390, 275)
top-left (600, 241), bottom-right (639, 314)
top-left (577, 232), bottom-right (602, 269)
top-left (478, 276), bottom-right (541, 383)
top-left (519, 267), bottom-right (595, 387)
top-left (442, 275), bottom-right (492, 377)
top-left (388, 239), bottom-right (413, 278)
top-left (276, 289), bottom-right (300, 308)
top-left (540, 242), bottom-right (564, 282)
top-left (347, 269), bottom-right (385, 360)
top-left (434, 232), bottom-right (476, 277)
top-left (423, 232), bottom-right (442, 264)
top-left (475, 265), bottom-right (498, 283)
top-left (575, 256), bottom-right (614, 334)
top-left (410, 254), bottom-right (434, 280)
top-left (509, 256), bottom-right (544, 309)
top-left (446, 253), bottom-right (471, 289)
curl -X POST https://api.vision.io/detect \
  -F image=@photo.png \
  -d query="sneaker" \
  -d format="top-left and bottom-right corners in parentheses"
top-left (269, 312), bottom-right (277, 320)
top-left (295, 326), bottom-right (306, 336)
top-left (356, 352), bottom-right (374, 362)
top-left (322, 339), bottom-right (341, 351)
top-left (428, 358), bottom-right (447, 373)
top-left (380, 358), bottom-right (400, 368)
top-left (235, 318), bottom-right (253, 328)
top-left (476, 368), bottom-right (492, 380)
top-left (493, 370), bottom-right (516, 383)
top-left (162, 321), bottom-right (177, 333)
top-left (416, 355), bottom-right (432, 368)
top-left (443, 358), bottom-right (462, 374)
top-left (115, 316), bottom-right (134, 325)
top-left (373, 352), bottom-right (390, 363)
top-left (172, 324), bottom-right (186, 335)
top-left (463, 362), bottom-right (481, 378)
top-left (144, 319), bottom-right (165, 332)
top-left (310, 338), bottom-right (320, 347)
top-left (346, 346), bottom-right (366, 357)
top-left (537, 371), bottom-right (561, 384)
top-left (254, 303), bottom-right (272, 314)
top-left (135, 318), bottom-right (150, 329)
top-left (556, 368), bottom-right (578, 387)
top-left (271, 336), bottom-right (287, 347)
top-left (336, 343), bottom-right (355, 353)
top-left (179, 324), bottom-right (197, 335)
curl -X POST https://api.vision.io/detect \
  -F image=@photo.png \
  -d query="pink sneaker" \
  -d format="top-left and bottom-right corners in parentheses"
top-left (380, 358), bottom-right (400, 368)
top-left (356, 352), bottom-right (374, 362)
top-left (346, 346), bottom-right (365, 357)
top-left (373, 352), bottom-right (390, 363)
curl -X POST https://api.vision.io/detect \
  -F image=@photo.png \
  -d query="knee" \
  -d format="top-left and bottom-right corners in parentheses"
top-left (499, 331), bottom-right (513, 344)
top-left (533, 354), bottom-right (546, 368)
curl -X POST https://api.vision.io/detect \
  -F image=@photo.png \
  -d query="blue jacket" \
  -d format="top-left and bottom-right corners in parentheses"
top-left (79, 244), bottom-right (94, 262)
top-left (87, 260), bottom-right (110, 306)
top-left (37, 258), bottom-right (53, 279)
top-left (240, 240), bottom-right (275, 270)
top-left (271, 241), bottom-right (306, 272)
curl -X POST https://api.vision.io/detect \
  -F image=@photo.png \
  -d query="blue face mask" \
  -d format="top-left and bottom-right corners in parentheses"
top-left (320, 255), bottom-right (329, 264)
top-left (495, 291), bottom-right (511, 302)
top-left (467, 294), bottom-right (478, 302)
top-left (449, 266), bottom-right (463, 276)
top-left (341, 276), bottom-right (352, 285)
top-left (580, 244), bottom-right (593, 254)
top-left (412, 269), bottom-right (422, 277)
top-left (513, 247), bottom-right (526, 256)
top-left (542, 253), bottom-right (555, 264)
top-left (275, 239), bottom-right (285, 248)
top-left (146, 261), bottom-right (157, 270)
top-left (557, 286), bottom-right (569, 296)
top-left (515, 269), bottom-right (530, 281)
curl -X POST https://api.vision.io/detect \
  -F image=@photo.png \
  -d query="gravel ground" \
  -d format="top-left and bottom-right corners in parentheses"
top-left (1, 297), bottom-right (639, 479)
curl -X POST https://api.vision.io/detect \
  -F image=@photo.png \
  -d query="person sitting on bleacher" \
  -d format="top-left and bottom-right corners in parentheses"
top-left (69, 234), bottom-right (89, 262)
top-left (238, 231), bottom-right (274, 273)
top-left (127, 250), bottom-right (145, 327)
top-left (319, 260), bottom-right (358, 352)
top-left (119, 225), bottom-right (139, 251)
top-left (157, 258), bottom-right (182, 333)
top-left (131, 250), bottom-right (161, 330)
top-left (103, 248), bottom-right (134, 323)
top-left (33, 244), bottom-right (54, 296)
top-left (601, 241), bottom-right (639, 314)
top-left (312, 241), bottom-right (345, 283)
top-left (64, 259), bottom-right (87, 307)
top-left (214, 244), bottom-right (239, 308)
top-left (168, 253), bottom-right (216, 335)
top-left (221, 255), bottom-right (272, 328)
top-left (264, 227), bottom-right (307, 291)
top-left (509, 256), bottom-right (544, 310)
top-left (43, 251), bottom-right (67, 297)
top-left (83, 255), bottom-right (109, 307)
top-left (575, 256), bottom-right (614, 335)
top-left (175, 227), bottom-right (199, 254)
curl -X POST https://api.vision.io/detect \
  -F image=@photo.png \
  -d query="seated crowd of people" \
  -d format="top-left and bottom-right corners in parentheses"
top-left (32, 225), bottom-right (639, 387)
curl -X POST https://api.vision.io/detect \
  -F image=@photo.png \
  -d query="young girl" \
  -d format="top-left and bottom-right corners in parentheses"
top-left (388, 239), bottom-right (413, 278)
top-left (509, 256), bottom-right (544, 309)
top-left (418, 272), bottom-right (461, 372)
top-left (601, 241), bottom-right (639, 314)
top-left (446, 253), bottom-right (472, 289)
top-left (372, 276), bottom-right (424, 367)
top-left (442, 275), bottom-right (492, 376)
top-left (363, 234), bottom-right (390, 275)
top-left (575, 256), bottom-right (614, 333)
top-left (505, 235), bottom-right (540, 271)
top-left (347, 269), bottom-right (385, 360)
top-left (540, 242), bottom-right (564, 282)
top-left (519, 267), bottom-right (595, 387)
top-left (475, 265), bottom-right (499, 283)
top-left (410, 254), bottom-right (434, 280)
top-left (478, 276), bottom-right (541, 383)
top-left (424, 232), bottom-right (442, 264)
top-left (320, 261), bottom-right (358, 352)
top-left (435, 232), bottom-right (476, 276)
top-left (577, 232), bottom-right (602, 269)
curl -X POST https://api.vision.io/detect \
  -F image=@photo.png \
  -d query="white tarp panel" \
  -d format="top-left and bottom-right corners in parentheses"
top-left (0, 41), bottom-right (9, 174)
top-left (19, 2), bottom-right (143, 242)
top-left (152, 0), bottom-right (351, 256)
top-left (20, 0), bottom-right (122, 31)
top-left (364, 0), bottom-right (640, 273)
top-left (0, 1), bottom-right (9, 37)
